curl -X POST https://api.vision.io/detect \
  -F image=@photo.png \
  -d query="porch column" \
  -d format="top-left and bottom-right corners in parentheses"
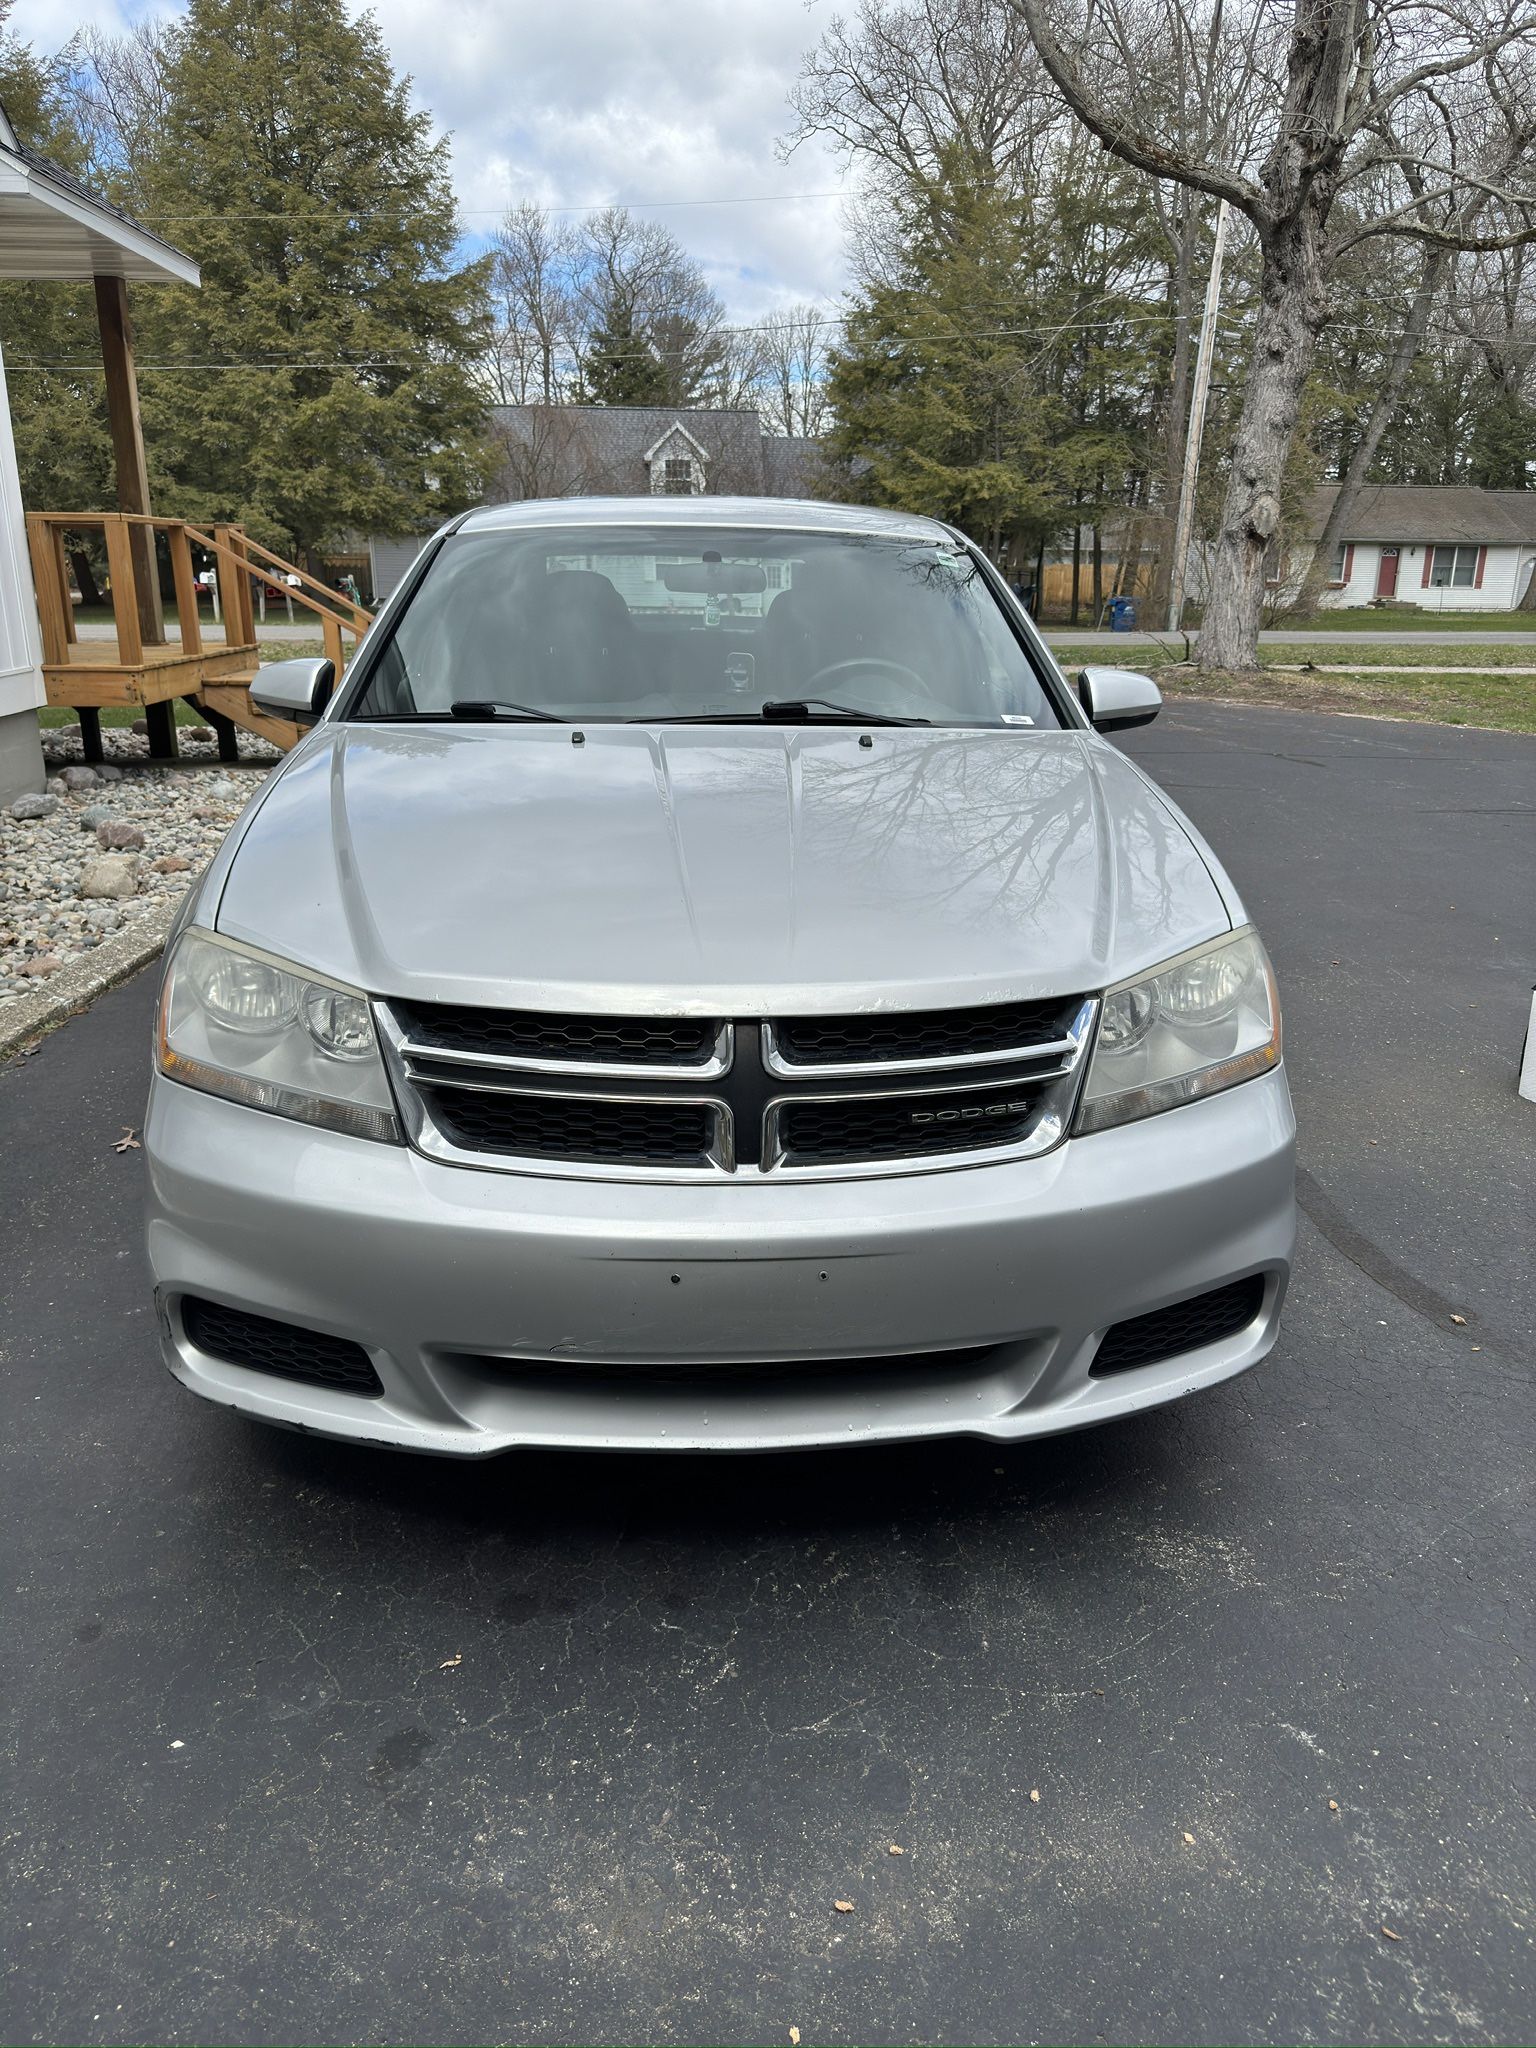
top-left (93, 274), bottom-right (165, 647)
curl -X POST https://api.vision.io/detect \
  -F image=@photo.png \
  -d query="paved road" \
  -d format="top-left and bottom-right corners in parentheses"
top-left (4, 704), bottom-right (1532, 2047)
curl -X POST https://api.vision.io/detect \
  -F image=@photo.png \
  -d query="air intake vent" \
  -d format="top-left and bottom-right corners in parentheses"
top-left (777, 1084), bottom-right (1040, 1164)
top-left (1092, 1275), bottom-right (1265, 1377)
top-left (424, 1086), bottom-right (716, 1167)
top-left (772, 997), bottom-right (1080, 1067)
top-left (393, 1001), bottom-right (719, 1067)
top-left (182, 1297), bottom-right (383, 1394)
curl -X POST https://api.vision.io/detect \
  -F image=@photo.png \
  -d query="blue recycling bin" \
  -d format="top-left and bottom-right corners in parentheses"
top-left (1108, 596), bottom-right (1138, 632)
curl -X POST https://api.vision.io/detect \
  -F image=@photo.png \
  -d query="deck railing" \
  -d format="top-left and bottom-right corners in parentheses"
top-left (24, 511), bottom-right (375, 760)
top-left (25, 512), bottom-right (372, 676)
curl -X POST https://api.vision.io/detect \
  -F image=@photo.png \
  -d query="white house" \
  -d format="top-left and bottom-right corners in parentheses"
top-left (1291, 485), bottom-right (1536, 611)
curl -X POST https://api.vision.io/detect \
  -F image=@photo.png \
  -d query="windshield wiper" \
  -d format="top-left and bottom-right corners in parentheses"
top-left (449, 700), bottom-right (566, 722)
top-left (638, 699), bottom-right (929, 727)
top-left (763, 698), bottom-right (929, 726)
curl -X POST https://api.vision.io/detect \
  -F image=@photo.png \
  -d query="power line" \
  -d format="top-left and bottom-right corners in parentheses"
top-left (137, 190), bottom-right (853, 223)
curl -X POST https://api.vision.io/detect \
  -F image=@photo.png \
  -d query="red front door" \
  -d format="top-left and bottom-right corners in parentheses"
top-left (1376, 547), bottom-right (1400, 599)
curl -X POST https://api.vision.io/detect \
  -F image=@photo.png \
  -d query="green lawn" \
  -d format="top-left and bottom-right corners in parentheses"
top-left (1152, 663), bottom-right (1536, 735)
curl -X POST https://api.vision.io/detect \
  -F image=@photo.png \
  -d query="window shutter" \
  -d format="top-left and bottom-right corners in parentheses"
top-left (1421, 547), bottom-right (1433, 588)
top-left (1343, 544), bottom-right (1355, 585)
top-left (1474, 546), bottom-right (1487, 589)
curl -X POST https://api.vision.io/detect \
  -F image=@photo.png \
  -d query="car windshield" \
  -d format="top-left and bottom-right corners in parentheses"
top-left (348, 525), bottom-right (1065, 729)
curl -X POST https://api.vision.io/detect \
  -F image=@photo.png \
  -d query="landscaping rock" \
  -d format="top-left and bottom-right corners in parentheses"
top-left (97, 764), bottom-right (124, 782)
top-left (10, 793), bottom-right (60, 820)
top-left (96, 819), bottom-right (147, 851)
top-left (80, 804), bottom-right (116, 832)
top-left (151, 855), bottom-right (192, 875)
top-left (207, 776), bottom-right (240, 799)
top-left (19, 953), bottom-right (62, 976)
top-left (83, 903), bottom-right (123, 933)
top-left (62, 765), bottom-right (99, 790)
top-left (79, 854), bottom-right (141, 901)
top-left (131, 718), bottom-right (150, 736)
top-left (186, 727), bottom-right (215, 742)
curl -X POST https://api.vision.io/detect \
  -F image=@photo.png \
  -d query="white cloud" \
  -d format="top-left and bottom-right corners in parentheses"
top-left (18, 0), bottom-right (854, 319)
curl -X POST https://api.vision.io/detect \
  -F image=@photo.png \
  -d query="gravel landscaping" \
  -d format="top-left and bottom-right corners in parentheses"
top-left (1, 755), bottom-right (270, 1004)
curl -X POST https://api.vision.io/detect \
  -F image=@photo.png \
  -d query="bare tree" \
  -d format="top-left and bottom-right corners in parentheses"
top-left (757, 305), bottom-right (833, 436)
top-left (486, 202), bottom-right (579, 404)
top-left (58, 20), bottom-right (178, 200)
top-left (1015, 0), bottom-right (1536, 668)
top-left (575, 207), bottom-right (730, 405)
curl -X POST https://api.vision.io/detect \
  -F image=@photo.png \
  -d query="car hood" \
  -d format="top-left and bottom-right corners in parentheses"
top-left (213, 722), bottom-right (1235, 1012)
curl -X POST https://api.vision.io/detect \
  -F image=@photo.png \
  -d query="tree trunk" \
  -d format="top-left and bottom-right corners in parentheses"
top-left (1289, 248), bottom-right (1447, 621)
top-left (1198, 217), bottom-right (1328, 672)
top-left (1070, 499), bottom-right (1082, 625)
top-left (1091, 521), bottom-right (1103, 622)
top-left (69, 547), bottom-right (103, 609)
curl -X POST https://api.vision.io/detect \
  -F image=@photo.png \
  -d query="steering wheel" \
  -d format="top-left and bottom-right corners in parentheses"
top-left (802, 655), bottom-right (929, 697)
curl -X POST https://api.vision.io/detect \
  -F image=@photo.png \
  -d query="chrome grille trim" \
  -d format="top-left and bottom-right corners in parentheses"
top-left (375, 997), bottom-right (1097, 1181)
top-left (388, 1010), bottom-right (733, 1081)
top-left (761, 1000), bottom-right (1095, 1080)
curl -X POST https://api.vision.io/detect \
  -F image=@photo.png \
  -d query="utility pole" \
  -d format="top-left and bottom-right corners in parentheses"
top-left (1166, 198), bottom-right (1230, 636)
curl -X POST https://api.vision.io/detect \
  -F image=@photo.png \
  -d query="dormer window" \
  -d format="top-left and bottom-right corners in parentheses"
top-left (645, 422), bottom-right (710, 496)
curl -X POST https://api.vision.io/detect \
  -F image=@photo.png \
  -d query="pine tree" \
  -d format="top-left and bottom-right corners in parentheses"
top-left (124, 0), bottom-right (493, 558)
top-left (578, 298), bottom-right (671, 407)
top-left (823, 164), bottom-right (1072, 562)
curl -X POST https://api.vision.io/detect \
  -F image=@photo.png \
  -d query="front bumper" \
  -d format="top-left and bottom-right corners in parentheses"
top-left (144, 1067), bottom-right (1296, 1454)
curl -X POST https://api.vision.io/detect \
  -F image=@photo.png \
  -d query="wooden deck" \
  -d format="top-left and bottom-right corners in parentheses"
top-left (26, 511), bottom-right (369, 760)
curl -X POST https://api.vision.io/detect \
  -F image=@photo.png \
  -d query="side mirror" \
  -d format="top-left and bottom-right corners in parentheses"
top-left (1077, 665), bottom-right (1161, 733)
top-left (250, 656), bottom-right (335, 725)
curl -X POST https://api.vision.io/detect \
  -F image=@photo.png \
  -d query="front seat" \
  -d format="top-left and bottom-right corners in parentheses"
top-left (522, 570), bottom-right (640, 708)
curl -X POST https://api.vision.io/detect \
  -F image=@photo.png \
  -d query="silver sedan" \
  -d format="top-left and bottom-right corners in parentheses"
top-left (145, 499), bottom-right (1295, 1453)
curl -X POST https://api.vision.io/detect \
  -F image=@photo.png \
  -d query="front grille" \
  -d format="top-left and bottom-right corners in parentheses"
top-left (777, 1084), bottom-right (1040, 1164)
top-left (393, 1001), bottom-right (718, 1067)
top-left (383, 994), bottom-right (1093, 1179)
top-left (182, 1296), bottom-right (383, 1395)
top-left (424, 1086), bottom-right (715, 1167)
top-left (1091, 1276), bottom-right (1265, 1377)
top-left (772, 997), bottom-right (1078, 1067)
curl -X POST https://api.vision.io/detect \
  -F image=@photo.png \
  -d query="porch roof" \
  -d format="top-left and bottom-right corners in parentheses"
top-left (0, 104), bottom-right (199, 286)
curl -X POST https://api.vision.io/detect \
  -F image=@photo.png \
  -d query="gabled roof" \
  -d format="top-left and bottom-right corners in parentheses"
top-left (0, 101), bottom-right (199, 285)
top-left (642, 420), bottom-right (710, 465)
top-left (1304, 484), bottom-right (1536, 546)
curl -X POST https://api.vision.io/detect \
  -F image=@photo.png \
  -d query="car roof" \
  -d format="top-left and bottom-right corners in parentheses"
top-left (455, 496), bottom-right (958, 543)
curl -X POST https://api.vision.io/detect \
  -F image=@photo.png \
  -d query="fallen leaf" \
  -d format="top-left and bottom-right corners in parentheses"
top-left (1182, 1831), bottom-right (1195, 1846)
top-left (888, 1844), bottom-right (904, 1856)
top-left (439, 1653), bottom-right (462, 1670)
top-left (790, 2030), bottom-right (800, 2045)
top-left (1381, 1925), bottom-right (1401, 1941)
top-left (114, 1127), bottom-right (141, 1153)
top-left (1029, 1788), bottom-right (1040, 1804)
top-left (1450, 1314), bottom-right (1467, 1326)
top-left (170, 1739), bottom-right (184, 1750)
top-left (833, 1899), bottom-right (854, 1914)
top-left (1328, 1799), bottom-right (1339, 1812)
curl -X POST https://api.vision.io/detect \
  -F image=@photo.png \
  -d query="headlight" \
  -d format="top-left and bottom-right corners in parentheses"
top-left (1076, 928), bottom-right (1280, 1134)
top-left (156, 929), bottom-right (400, 1142)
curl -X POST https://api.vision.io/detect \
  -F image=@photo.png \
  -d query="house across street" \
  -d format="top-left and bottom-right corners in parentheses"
top-left (1291, 484), bottom-right (1536, 610)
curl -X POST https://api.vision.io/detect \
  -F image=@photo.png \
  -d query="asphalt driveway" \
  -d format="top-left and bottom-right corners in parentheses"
top-left (4, 702), bottom-right (1532, 2047)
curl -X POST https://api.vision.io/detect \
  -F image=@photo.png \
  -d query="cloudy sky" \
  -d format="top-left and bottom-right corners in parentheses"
top-left (21, 0), bottom-right (856, 320)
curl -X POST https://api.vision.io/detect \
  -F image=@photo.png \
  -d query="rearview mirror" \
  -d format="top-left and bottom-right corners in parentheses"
top-left (658, 562), bottom-right (767, 595)
top-left (250, 657), bottom-right (336, 725)
top-left (1077, 666), bottom-right (1161, 733)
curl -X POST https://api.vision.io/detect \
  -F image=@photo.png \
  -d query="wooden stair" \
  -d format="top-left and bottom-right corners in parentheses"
top-left (197, 676), bottom-right (304, 753)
